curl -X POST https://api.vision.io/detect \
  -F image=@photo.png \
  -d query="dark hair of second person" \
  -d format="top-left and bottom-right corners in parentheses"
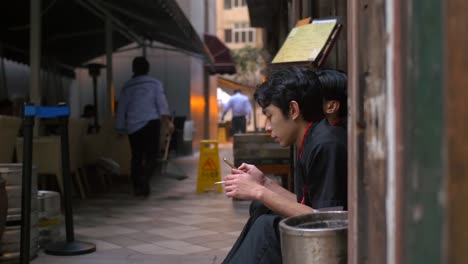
top-left (317, 69), bottom-right (348, 120)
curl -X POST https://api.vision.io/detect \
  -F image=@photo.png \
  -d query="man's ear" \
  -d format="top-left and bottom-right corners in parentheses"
top-left (290, 100), bottom-right (300, 120)
top-left (324, 100), bottom-right (341, 114)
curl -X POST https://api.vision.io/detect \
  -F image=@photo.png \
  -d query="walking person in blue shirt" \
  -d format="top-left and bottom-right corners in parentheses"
top-left (115, 57), bottom-right (174, 197)
top-left (221, 89), bottom-right (251, 134)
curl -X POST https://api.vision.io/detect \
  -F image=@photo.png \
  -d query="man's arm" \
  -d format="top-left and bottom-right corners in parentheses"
top-left (256, 187), bottom-right (314, 217)
top-left (155, 82), bottom-right (174, 133)
top-left (221, 99), bottom-right (232, 121)
top-left (235, 164), bottom-right (296, 202)
top-left (224, 172), bottom-right (314, 217)
top-left (263, 177), bottom-right (297, 202)
top-left (161, 115), bottom-right (174, 134)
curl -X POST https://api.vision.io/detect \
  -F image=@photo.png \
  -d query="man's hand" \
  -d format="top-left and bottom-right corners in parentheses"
top-left (224, 172), bottom-right (264, 200)
top-left (162, 116), bottom-right (175, 134)
top-left (167, 121), bottom-right (175, 134)
top-left (236, 163), bottom-right (266, 186)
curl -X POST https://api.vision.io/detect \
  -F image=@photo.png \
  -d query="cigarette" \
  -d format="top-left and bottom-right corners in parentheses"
top-left (223, 158), bottom-right (236, 169)
top-left (214, 181), bottom-right (226, 185)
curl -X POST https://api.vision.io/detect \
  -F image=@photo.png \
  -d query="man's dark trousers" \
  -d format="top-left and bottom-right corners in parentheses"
top-left (128, 119), bottom-right (160, 195)
top-left (232, 116), bottom-right (246, 134)
top-left (223, 201), bottom-right (283, 264)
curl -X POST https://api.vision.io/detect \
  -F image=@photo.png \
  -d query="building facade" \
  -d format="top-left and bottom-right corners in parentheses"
top-left (216, 0), bottom-right (263, 50)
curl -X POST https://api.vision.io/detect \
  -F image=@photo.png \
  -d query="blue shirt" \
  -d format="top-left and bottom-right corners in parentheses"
top-left (222, 92), bottom-right (251, 121)
top-left (115, 75), bottom-right (170, 134)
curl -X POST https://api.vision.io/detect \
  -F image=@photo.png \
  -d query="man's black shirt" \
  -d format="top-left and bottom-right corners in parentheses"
top-left (295, 119), bottom-right (348, 210)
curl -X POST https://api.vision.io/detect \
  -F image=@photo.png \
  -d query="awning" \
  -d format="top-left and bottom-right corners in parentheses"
top-left (204, 33), bottom-right (236, 75)
top-left (217, 77), bottom-right (255, 95)
top-left (0, 0), bottom-right (210, 77)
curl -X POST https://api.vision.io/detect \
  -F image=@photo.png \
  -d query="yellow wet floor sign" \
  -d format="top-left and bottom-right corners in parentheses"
top-left (197, 140), bottom-right (222, 193)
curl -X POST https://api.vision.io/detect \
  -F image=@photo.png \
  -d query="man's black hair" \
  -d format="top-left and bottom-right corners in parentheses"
top-left (132, 56), bottom-right (150, 76)
top-left (317, 69), bottom-right (347, 118)
top-left (254, 67), bottom-right (324, 123)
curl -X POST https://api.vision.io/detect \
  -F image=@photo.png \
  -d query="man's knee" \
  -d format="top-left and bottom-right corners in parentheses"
top-left (249, 200), bottom-right (270, 216)
top-left (251, 214), bottom-right (281, 237)
top-left (242, 214), bottom-right (282, 264)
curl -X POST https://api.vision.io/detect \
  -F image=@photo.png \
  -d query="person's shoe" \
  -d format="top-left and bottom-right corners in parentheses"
top-left (165, 172), bottom-right (188, 181)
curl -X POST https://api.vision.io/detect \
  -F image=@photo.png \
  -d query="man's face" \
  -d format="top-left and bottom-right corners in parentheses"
top-left (263, 104), bottom-right (297, 147)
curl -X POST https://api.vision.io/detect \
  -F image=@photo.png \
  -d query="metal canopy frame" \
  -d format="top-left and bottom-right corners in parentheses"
top-left (0, 0), bottom-right (211, 71)
top-left (0, 0), bottom-right (212, 117)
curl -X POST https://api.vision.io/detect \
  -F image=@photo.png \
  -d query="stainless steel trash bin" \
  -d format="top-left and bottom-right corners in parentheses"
top-left (279, 211), bottom-right (348, 264)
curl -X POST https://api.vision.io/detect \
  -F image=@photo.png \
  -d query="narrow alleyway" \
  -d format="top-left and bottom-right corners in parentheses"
top-left (32, 143), bottom-right (250, 264)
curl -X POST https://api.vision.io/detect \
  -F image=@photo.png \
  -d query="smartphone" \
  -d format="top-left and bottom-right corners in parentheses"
top-left (223, 157), bottom-right (236, 169)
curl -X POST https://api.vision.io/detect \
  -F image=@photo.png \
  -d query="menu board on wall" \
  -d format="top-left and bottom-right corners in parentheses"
top-left (271, 18), bottom-right (341, 68)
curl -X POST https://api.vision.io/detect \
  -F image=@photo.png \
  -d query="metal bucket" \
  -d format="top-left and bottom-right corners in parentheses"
top-left (279, 211), bottom-right (348, 264)
top-left (37, 190), bottom-right (62, 248)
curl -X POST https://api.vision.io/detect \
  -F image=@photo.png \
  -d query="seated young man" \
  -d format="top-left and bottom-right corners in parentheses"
top-left (317, 69), bottom-right (348, 127)
top-left (221, 67), bottom-right (347, 264)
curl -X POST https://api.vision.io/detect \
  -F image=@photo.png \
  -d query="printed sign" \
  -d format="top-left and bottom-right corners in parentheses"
top-left (197, 140), bottom-right (222, 193)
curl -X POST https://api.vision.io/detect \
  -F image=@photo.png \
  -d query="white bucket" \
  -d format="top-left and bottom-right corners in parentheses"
top-left (37, 191), bottom-right (62, 248)
top-left (183, 120), bottom-right (194, 141)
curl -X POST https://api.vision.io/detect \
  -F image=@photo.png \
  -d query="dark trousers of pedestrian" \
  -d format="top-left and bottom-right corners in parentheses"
top-left (222, 200), bottom-right (283, 264)
top-left (128, 119), bottom-right (160, 196)
top-left (232, 116), bottom-right (246, 134)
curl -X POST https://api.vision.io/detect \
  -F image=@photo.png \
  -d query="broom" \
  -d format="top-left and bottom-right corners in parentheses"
top-left (160, 119), bottom-right (188, 181)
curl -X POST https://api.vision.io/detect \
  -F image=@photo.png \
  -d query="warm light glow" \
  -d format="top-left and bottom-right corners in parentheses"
top-left (190, 96), bottom-right (206, 113)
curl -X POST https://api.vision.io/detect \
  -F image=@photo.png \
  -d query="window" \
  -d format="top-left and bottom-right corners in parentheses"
top-left (225, 0), bottom-right (246, 8)
top-left (230, 25), bottom-right (256, 44)
top-left (225, 29), bottom-right (232, 43)
top-left (224, 0), bottom-right (231, 9)
top-left (227, 22), bottom-right (256, 44)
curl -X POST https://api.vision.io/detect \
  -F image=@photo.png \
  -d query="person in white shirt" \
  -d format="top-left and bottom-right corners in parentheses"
top-left (221, 90), bottom-right (251, 134)
top-left (115, 57), bottom-right (174, 197)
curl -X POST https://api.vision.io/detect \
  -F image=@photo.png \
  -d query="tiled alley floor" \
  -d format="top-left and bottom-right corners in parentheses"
top-left (31, 143), bottom-right (250, 264)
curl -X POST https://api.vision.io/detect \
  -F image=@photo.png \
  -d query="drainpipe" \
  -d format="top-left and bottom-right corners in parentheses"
top-left (203, 0), bottom-right (210, 139)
